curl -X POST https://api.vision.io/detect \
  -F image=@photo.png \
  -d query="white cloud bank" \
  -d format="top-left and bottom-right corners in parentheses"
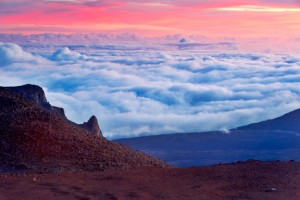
top-left (0, 42), bottom-right (47, 66)
top-left (50, 47), bottom-right (87, 62)
top-left (1, 42), bottom-right (300, 139)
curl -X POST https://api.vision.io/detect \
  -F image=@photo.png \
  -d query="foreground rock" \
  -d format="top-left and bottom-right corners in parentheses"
top-left (0, 85), bottom-right (168, 172)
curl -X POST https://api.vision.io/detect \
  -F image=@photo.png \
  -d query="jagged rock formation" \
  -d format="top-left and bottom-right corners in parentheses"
top-left (5, 84), bottom-right (103, 137)
top-left (0, 86), bottom-right (169, 172)
top-left (5, 84), bottom-right (66, 118)
top-left (79, 116), bottom-right (102, 137)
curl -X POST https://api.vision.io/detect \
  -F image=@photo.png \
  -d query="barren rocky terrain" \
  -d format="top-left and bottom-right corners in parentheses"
top-left (0, 160), bottom-right (300, 200)
top-left (1, 84), bottom-right (300, 200)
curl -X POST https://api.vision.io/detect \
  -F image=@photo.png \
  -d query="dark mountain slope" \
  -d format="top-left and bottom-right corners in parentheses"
top-left (0, 86), bottom-right (168, 172)
top-left (237, 108), bottom-right (300, 132)
top-left (116, 109), bottom-right (300, 167)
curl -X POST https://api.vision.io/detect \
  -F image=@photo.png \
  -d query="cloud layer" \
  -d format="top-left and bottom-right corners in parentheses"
top-left (0, 42), bottom-right (46, 66)
top-left (1, 42), bottom-right (300, 139)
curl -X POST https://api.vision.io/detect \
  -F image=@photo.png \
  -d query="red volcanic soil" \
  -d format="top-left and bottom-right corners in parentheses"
top-left (1, 161), bottom-right (300, 200)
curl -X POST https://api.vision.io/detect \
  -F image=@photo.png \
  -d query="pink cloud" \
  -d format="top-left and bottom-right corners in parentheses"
top-left (0, 0), bottom-right (299, 37)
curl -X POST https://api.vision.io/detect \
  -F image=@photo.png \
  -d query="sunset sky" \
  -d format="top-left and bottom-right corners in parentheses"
top-left (0, 0), bottom-right (300, 37)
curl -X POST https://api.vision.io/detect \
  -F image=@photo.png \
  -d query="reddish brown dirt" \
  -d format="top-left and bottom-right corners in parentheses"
top-left (0, 161), bottom-right (299, 200)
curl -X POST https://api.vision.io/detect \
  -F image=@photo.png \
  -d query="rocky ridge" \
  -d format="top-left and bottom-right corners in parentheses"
top-left (0, 85), bottom-right (169, 172)
top-left (5, 84), bottom-right (102, 137)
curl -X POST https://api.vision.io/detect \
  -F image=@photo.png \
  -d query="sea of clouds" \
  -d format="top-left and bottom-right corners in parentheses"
top-left (1, 42), bottom-right (300, 139)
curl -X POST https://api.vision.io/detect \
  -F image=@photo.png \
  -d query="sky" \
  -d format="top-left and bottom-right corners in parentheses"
top-left (0, 0), bottom-right (300, 37)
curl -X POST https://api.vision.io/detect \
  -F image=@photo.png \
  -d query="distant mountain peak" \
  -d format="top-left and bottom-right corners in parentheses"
top-left (237, 108), bottom-right (300, 132)
top-left (179, 38), bottom-right (189, 43)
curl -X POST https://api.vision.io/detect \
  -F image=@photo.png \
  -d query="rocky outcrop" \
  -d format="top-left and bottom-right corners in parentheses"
top-left (0, 86), bottom-right (169, 172)
top-left (51, 106), bottom-right (66, 118)
top-left (5, 84), bottom-right (66, 118)
top-left (4, 84), bottom-right (102, 137)
top-left (80, 115), bottom-right (102, 137)
top-left (6, 84), bottom-right (50, 109)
